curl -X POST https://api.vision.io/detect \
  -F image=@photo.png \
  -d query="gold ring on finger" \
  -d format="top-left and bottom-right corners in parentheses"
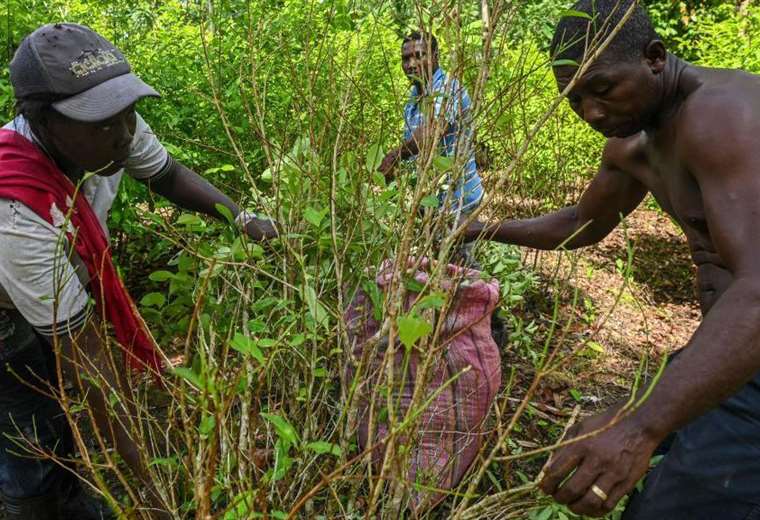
top-left (591, 484), bottom-right (608, 502)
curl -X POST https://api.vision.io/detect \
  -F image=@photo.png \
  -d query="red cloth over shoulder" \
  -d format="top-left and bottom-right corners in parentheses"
top-left (0, 128), bottom-right (161, 373)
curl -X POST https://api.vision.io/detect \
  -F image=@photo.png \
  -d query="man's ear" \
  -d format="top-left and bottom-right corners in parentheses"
top-left (644, 40), bottom-right (667, 74)
top-left (32, 113), bottom-right (51, 135)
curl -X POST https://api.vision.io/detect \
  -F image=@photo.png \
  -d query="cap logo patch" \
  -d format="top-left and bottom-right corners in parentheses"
top-left (69, 49), bottom-right (124, 78)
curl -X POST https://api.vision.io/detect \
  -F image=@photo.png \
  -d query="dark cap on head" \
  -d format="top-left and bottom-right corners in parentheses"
top-left (10, 23), bottom-right (159, 122)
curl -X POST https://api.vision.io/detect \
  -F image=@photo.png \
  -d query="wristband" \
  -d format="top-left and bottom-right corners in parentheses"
top-left (235, 210), bottom-right (277, 230)
top-left (234, 210), bottom-right (259, 229)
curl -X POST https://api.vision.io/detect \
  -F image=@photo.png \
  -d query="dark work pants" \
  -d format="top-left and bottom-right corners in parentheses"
top-left (0, 309), bottom-right (74, 499)
top-left (623, 350), bottom-right (760, 520)
top-left (623, 462), bottom-right (760, 520)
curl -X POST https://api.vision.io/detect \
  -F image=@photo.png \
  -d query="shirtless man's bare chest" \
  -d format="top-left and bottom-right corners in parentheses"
top-left (620, 124), bottom-right (729, 313)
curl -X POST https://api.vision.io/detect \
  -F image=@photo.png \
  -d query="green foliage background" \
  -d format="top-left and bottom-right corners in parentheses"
top-left (3, 1), bottom-right (757, 213)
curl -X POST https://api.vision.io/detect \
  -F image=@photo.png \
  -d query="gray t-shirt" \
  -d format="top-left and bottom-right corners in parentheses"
top-left (0, 114), bottom-right (171, 336)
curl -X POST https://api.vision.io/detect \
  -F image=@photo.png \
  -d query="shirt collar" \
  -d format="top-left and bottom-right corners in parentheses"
top-left (11, 115), bottom-right (51, 156)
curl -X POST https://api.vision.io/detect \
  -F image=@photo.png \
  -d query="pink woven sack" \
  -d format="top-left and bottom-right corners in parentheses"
top-left (345, 259), bottom-right (501, 510)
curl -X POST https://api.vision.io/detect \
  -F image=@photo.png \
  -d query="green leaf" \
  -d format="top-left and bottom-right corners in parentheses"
top-left (404, 277), bottom-right (426, 293)
top-left (230, 333), bottom-right (264, 364)
top-left (569, 388), bottom-right (582, 402)
top-left (421, 195), bottom-right (439, 208)
top-left (303, 206), bottom-right (327, 227)
top-left (177, 213), bottom-right (203, 226)
top-left (363, 280), bottom-right (384, 322)
top-left (235, 240), bottom-right (264, 260)
top-left (149, 456), bottom-right (179, 468)
top-left (552, 58), bottom-right (579, 67)
top-left (372, 171), bottom-right (386, 186)
top-left (560, 8), bottom-right (592, 20)
top-left (149, 270), bottom-right (174, 282)
top-left (172, 366), bottom-right (202, 389)
top-left (219, 164), bottom-right (236, 171)
top-left (247, 319), bottom-right (267, 333)
top-left (415, 292), bottom-right (446, 311)
top-left (337, 167), bottom-right (348, 188)
top-left (306, 441), bottom-right (342, 456)
top-left (303, 285), bottom-right (329, 327)
top-left (586, 341), bottom-right (605, 353)
top-left (224, 491), bottom-right (254, 520)
top-left (432, 155), bottom-right (453, 172)
top-left (199, 415), bottom-right (216, 437)
top-left (140, 292), bottom-right (165, 308)
top-left (366, 143), bottom-right (385, 172)
top-left (215, 203), bottom-right (235, 224)
top-left (535, 505), bottom-right (554, 520)
top-left (213, 246), bottom-right (232, 260)
top-left (397, 314), bottom-right (433, 350)
top-left (178, 254), bottom-right (194, 272)
top-left (261, 412), bottom-right (299, 447)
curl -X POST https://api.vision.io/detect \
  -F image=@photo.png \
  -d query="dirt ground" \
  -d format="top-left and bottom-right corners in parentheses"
top-left (513, 199), bottom-right (701, 414)
top-left (477, 199), bottom-right (704, 509)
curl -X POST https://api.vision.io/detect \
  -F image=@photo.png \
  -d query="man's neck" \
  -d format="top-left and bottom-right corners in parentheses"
top-left (650, 54), bottom-right (697, 130)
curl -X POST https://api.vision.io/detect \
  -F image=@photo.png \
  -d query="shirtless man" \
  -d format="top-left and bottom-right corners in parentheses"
top-left (467, 1), bottom-right (760, 517)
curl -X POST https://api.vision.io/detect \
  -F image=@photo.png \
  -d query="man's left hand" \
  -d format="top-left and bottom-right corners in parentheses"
top-left (378, 150), bottom-right (400, 179)
top-left (244, 217), bottom-right (279, 241)
top-left (539, 407), bottom-right (661, 517)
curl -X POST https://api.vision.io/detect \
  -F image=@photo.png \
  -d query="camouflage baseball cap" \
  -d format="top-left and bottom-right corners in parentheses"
top-left (9, 23), bottom-right (159, 122)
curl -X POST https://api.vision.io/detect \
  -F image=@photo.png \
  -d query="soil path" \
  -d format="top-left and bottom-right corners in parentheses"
top-left (520, 200), bottom-right (701, 411)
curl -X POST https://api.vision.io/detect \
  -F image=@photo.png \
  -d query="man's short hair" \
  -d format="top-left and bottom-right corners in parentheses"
top-left (403, 31), bottom-right (438, 56)
top-left (550, 0), bottom-right (659, 64)
top-left (15, 94), bottom-right (66, 126)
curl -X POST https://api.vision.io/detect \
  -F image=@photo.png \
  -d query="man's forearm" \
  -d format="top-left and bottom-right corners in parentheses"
top-left (632, 279), bottom-right (760, 440)
top-left (148, 160), bottom-right (240, 222)
top-left (57, 320), bottom-right (150, 482)
top-left (391, 126), bottom-right (426, 162)
top-left (57, 320), bottom-right (170, 517)
top-left (383, 138), bottom-right (420, 176)
top-left (482, 206), bottom-right (599, 250)
top-left (397, 136), bottom-right (420, 160)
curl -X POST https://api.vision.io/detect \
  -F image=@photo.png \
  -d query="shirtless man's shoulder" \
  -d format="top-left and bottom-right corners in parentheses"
top-left (674, 67), bottom-right (760, 161)
top-left (602, 65), bottom-right (760, 183)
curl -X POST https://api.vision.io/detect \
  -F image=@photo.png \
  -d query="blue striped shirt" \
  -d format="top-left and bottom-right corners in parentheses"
top-left (403, 68), bottom-right (483, 213)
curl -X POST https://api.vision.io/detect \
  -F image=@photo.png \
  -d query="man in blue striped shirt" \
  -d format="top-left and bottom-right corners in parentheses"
top-left (379, 31), bottom-right (484, 219)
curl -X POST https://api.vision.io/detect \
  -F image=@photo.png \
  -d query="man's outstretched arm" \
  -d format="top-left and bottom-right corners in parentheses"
top-left (378, 100), bottom-right (461, 180)
top-left (146, 159), bottom-right (277, 241)
top-left (469, 140), bottom-right (648, 250)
